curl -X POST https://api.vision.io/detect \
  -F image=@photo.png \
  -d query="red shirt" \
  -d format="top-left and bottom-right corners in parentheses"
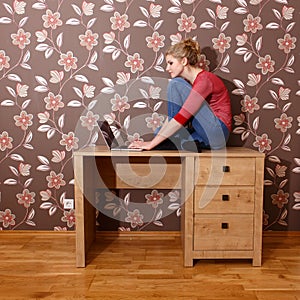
top-left (173, 70), bottom-right (232, 131)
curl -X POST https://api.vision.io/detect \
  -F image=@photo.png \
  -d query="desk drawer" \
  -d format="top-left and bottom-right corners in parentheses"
top-left (194, 214), bottom-right (253, 251)
top-left (116, 163), bottom-right (181, 189)
top-left (195, 157), bottom-right (255, 186)
top-left (194, 187), bottom-right (254, 214)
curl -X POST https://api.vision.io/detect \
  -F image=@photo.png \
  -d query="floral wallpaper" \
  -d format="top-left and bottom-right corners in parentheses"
top-left (0, 0), bottom-right (299, 231)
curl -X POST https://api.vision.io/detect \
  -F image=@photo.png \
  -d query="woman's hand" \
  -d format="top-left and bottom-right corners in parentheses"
top-left (128, 141), bottom-right (154, 151)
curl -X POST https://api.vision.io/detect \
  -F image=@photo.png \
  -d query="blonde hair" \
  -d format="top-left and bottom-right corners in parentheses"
top-left (166, 38), bottom-right (201, 66)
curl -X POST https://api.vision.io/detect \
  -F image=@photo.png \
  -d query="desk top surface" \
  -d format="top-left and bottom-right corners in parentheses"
top-left (73, 146), bottom-right (264, 158)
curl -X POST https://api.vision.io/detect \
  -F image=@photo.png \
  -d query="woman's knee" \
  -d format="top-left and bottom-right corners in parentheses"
top-left (168, 77), bottom-right (191, 92)
top-left (167, 77), bottom-right (192, 105)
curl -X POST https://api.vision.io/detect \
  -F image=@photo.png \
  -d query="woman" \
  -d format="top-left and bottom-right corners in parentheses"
top-left (129, 38), bottom-right (232, 151)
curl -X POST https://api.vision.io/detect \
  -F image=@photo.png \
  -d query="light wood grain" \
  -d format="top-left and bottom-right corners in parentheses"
top-left (192, 149), bottom-right (265, 267)
top-left (195, 157), bottom-right (256, 186)
top-left (74, 146), bottom-right (265, 268)
top-left (115, 162), bottom-right (181, 189)
top-left (0, 231), bottom-right (299, 300)
top-left (194, 186), bottom-right (254, 213)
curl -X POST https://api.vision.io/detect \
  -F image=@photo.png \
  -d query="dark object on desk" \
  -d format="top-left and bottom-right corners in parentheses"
top-left (182, 141), bottom-right (203, 153)
top-left (97, 120), bottom-right (142, 152)
top-left (154, 138), bottom-right (203, 153)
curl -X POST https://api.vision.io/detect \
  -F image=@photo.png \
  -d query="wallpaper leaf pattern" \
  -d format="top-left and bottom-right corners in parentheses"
top-left (0, 0), bottom-right (299, 231)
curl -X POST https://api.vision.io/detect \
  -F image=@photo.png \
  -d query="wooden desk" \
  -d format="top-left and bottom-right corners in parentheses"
top-left (73, 146), bottom-right (264, 268)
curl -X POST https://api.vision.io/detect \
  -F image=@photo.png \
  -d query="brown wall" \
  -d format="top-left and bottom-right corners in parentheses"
top-left (0, 0), bottom-right (299, 231)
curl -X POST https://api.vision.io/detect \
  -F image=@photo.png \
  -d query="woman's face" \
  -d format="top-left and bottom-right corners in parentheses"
top-left (165, 54), bottom-right (185, 78)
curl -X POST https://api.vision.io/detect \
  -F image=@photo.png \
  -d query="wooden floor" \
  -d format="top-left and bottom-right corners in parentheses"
top-left (0, 232), bottom-right (299, 300)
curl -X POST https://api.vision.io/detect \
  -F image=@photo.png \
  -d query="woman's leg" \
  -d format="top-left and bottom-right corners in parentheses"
top-left (167, 77), bottom-right (192, 119)
top-left (190, 101), bottom-right (229, 149)
top-left (167, 77), bottom-right (229, 150)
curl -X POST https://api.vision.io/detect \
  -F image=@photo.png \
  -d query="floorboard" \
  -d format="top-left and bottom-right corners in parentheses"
top-left (0, 232), bottom-right (299, 300)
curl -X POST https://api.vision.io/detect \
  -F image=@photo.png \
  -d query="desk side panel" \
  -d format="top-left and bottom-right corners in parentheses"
top-left (252, 155), bottom-right (265, 266)
top-left (182, 156), bottom-right (195, 267)
top-left (74, 155), bottom-right (86, 267)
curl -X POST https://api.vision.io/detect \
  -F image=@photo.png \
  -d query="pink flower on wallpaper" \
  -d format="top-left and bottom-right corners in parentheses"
top-left (83, 84), bottom-right (96, 98)
top-left (170, 33), bottom-right (183, 45)
top-left (125, 209), bottom-right (143, 228)
top-left (145, 113), bottom-right (164, 131)
top-left (146, 31), bottom-right (165, 52)
top-left (198, 54), bottom-right (210, 71)
top-left (16, 189), bottom-right (35, 208)
top-left (271, 189), bottom-right (289, 208)
top-left (44, 92), bottom-right (64, 111)
top-left (216, 5), bottom-right (229, 19)
top-left (282, 6), bottom-right (294, 20)
top-left (0, 50), bottom-right (10, 70)
top-left (58, 51), bottom-right (78, 72)
top-left (16, 83), bottom-right (29, 97)
top-left (253, 133), bottom-right (272, 152)
top-left (275, 164), bottom-right (287, 178)
top-left (103, 31), bottom-right (115, 44)
top-left (149, 86), bottom-right (161, 99)
top-left (110, 12), bottom-right (130, 31)
top-left (111, 94), bottom-right (130, 113)
top-left (145, 190), bottom-right (164, 209)
top-left (0, 209), bottom-right (16, 228)
top-left (82, 1), bottom-right (95, 16)
top-left (0, 131), bottom-right (13, 151)
top-left (42, 9), bottom-right (63, 29)
top-left (38, 111), bottom-right (50, 124)
top-left (61, 209), bottom-right (75, 227)
top-left (124, 53), bottom-right (144, 73)
top-left (13, 0), bottom-right (26, 15)
top-left (241, 95), bottom-right (260, 114)
top-left (274, 113), bottom-right (293, 133)
top-left (278, 87), bottom-right (291, 101)
top-left (150, 3), bottom-right (162, 18)
top-left (116, 72), bottom-right (130, 85)
top-left (277, 34), bottom-right (296, 54)
top-left (256, 55), bottom-right (275, 75)
top-left (243, 14), bottom-right (263, 33)
top-left (212, 33), bottom-right (231, 53)
top-left (79, 30), bottom-right (99, 51)
top-left (80, 111), bottom-right (99, 131)
top-left (236, 33), bottom-right (248, 46)
top-left (59, 132), bottom-right (79, 151)
top-left (18, 163), bottom-right (31, 176)
top-left (14, 111), bottom-right (33, 130)
top-left (11, 28), bottom-right (31, 49)
top-left (233, 113), bottom-right (245, 126)
top-left (177, 13), bottom-right (197, 33)
top-left (35, 29), bottom-right (48, 42)
top-left (46, 171), bottom-right (66, 189)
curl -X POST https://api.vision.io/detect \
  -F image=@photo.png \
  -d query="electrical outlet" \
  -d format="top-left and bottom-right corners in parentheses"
top-left (63, 198), bottom-right (74, 209)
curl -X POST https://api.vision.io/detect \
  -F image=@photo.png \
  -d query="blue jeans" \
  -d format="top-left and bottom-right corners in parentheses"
top-left (167, 77), bottom-right (229, 150)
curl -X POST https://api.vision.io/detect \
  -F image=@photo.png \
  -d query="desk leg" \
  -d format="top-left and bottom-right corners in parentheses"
top-left (74, 156), bottom-right (96, 267)
top-left (74, 155), bottom-right (86, 267)
top-left (181, 156), bottom-right (195, 267)
top-left (253, 157), bottom-right (264, 267)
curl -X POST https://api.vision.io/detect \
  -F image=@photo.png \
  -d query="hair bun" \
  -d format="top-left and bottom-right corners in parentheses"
top-left (166, 37), bottom-right (201, 66)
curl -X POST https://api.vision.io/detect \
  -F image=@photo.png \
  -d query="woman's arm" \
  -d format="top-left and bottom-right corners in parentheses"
top-left (128, 118), bottom-right (182, 150)
top-left (173, 74), bottom-right (211, 125)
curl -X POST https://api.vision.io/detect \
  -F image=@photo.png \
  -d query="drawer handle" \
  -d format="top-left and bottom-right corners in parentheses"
top-left (222, 194), bottom-right (229, 201)
top-left (221, 222), bottom-right (229, 229)
top-left (222, 166), bottom-right (230, 172)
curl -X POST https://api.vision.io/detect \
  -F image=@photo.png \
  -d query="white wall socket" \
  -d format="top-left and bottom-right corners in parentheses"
top-left (63, 198), bottom-right (74, 209)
